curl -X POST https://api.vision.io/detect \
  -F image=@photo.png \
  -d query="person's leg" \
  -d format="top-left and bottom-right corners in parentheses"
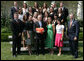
top-left (17, 36), bottom-right (21, 54)
top-left (40, 39), bottom-right (45, 55)
top-left (50, 48), bottom-right (54, 55)
top-left (12, 39), bottom-right (17, 56)
top-left (57, 47), bottom-right (61, 56)
top-left (22, 32), bottom-right (25, 47)
top-left (69, 40), bottom-right (74, 55)
top-left (27, 45), bottom-right (32, 55)
top-left (36, 38), bottom-right (39, 55)
top-left (74, 40), bottom-right (78, 58)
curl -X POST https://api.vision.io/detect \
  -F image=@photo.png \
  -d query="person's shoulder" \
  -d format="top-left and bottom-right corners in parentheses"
top-left (11, 6), bottom-right (14, 9)
top-left (56, 24), bottom-right (58, 27)
top-left (61, 25), bottom-right (64, 28)
top-left (74, 19), bottom-right (79, 23)
top-left (52, 24), bottom-right (55, 26)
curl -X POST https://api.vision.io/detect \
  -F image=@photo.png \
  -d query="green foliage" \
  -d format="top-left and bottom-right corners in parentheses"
top-left (79, 21), bottom-right (83, 27)
top-left (1, 27), bottom-right (12, 33)
top-left (1, 33), bottom-right (12, 42)
top-left (79, 32), bottom-right (83, 41)
top-left (27, 1), bottom-right (51, 7)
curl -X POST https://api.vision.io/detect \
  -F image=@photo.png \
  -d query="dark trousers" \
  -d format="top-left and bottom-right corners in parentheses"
top-left (12, 36), bottom-right (21, 55)
top-left (36, 34), bottom-right (45, 55)
top-left (69, 39), bottom-right (78, 57)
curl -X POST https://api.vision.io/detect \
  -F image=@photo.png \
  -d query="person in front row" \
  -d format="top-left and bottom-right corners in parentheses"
top-left (67, 13), bottom-right (80, 58)
top-left (33, 15), bottom-right (46, 55)
top-left (45, 17), bottom-right (55, 55)
top-left (11, 12), bottom-right (23, 57)
top-left (26, 15), bottom-right (34, 55)
top-left (55, 18), bottom-right (64, 56)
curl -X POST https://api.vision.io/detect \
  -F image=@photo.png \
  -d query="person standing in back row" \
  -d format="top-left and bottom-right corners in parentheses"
top-left (10, 1), bottom-right (19, 20)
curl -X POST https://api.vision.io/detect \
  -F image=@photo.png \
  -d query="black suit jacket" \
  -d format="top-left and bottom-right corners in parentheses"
top-left (62, 7), bottom-right (69, 23)
top-left (11, 19), bottom-right (23, 38)
top-left (62, 7), bottom-right (69, 17)
top-left (67, 19), bottom-right (80, 40)
top-left (33, 20), bottom-right (47, 39)
top-left (10, 6), bottom-right (19, 20)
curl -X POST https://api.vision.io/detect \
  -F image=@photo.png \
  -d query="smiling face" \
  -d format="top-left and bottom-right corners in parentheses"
top-left (23, 3), bottom-right (27, 8)
top-left (47, 17), bottom-right (51, 24)
top-left (14, 13), bottom-right (18, 20)
top-left (14, 1), bottom-right (17, 7)
top-left (69, 13), bottom-right (74, 20)
top-left (38, 15), bottom-right (42, 21)
top-left (60, 2), bottom-right (63, 7)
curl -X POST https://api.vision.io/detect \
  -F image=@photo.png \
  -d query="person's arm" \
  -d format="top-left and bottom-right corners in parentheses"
top-left (52, 24), bottom-right (55, 35)
top-left (33, 23), bottom-right (36, 33)
top-left (27, 30), bottom-right (30, 39)
top-left (10, 7), bottom-right (14, 20)
top-left (11, 21), bottom-right (18, 36)
top-left (61, 26), bottom-right (64, 41)
top-left (74, 21), bottom-right (80, 41)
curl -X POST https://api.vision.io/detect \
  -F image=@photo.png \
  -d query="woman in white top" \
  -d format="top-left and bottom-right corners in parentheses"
top-left (22, 3), bottom-right (28, 15)
top-left (18, 7), bottom-right (23, 21)
top-left (55, 18), bottom-right (64, 56)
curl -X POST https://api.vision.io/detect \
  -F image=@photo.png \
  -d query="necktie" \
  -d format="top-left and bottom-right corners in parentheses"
top-left (70, 20), bottom-right (72, 28)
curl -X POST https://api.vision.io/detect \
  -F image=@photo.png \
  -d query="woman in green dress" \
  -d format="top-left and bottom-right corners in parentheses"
top-left (45, 17), bottom-right (55, 54)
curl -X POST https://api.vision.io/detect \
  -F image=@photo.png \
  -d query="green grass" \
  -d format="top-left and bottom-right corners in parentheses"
top-left (1, 41), bottom-right (83, 60)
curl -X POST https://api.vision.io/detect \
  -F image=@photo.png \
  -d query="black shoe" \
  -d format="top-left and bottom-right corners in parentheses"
top-left (37, 53), bottom-right (39, 56)
top-left (13, 55), bottom-right (17, 57)
top-left (74, 56), bottom-right (78, 58)
top-left (42, 53), bottom-right (45, 55)
top-left (17, 52), bottom-right (21, 55)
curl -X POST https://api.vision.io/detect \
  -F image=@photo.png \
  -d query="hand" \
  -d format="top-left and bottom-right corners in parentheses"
top-left (60, 38), bottom-right (63, 41)
top-left (74, 36), bottom-right (77, 41)
top-left (19, 33), bottom-right (21, 36)
top-left (36, 31), bottom-right (40, 33)
top-left (61, 20), bottom-right (64, 23)
top-left (28, 34), bottom-right (30, 38)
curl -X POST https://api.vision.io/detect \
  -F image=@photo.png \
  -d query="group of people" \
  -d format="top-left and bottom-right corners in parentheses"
top-left (10, 1), bottom-right (80, 58)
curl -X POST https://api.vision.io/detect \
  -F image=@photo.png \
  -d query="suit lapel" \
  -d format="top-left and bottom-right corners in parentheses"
top-left (71, 20), bottom-right (75, 27)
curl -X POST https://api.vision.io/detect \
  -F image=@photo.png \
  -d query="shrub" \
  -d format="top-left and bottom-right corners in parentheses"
top-left (1, 33), bottom-right (12, 42)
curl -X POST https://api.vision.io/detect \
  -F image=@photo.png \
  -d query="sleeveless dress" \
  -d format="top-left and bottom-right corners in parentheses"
top-left (45, 24), bottom-right (54, 48)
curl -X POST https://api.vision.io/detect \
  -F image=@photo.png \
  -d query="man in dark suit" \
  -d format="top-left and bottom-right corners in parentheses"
top-left (33, 15), bottom-right (47, 55)
top-left (60, 2), bottom-right (69, 24)
top-left (51, 3), bottom-right (58, 15)
top-left (11, 12), bottom-right (23, 57)
top-left (67, 13), bottom-right (80, 58)
top-left (10, 1), bottom-right (19, 20)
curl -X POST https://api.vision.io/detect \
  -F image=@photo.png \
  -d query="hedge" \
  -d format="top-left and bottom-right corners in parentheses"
top-left (1, 33), bottom-right (12, 42)
top-left (1, 31), bottom-right (83, 42)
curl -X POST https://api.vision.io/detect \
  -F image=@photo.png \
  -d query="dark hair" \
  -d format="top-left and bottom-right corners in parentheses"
top-left (18, 8), bottom-right (23, 14)
top-left (47, 16), bottom-right (52, 24)
top-left (54, 14), bottom-right (58, 17)
top-left (43, 2), bottom-right (47, 9)
top-left (57, 18), bottom-right (61, 24)
top-left (23, 3), bottom-right (27, 8)
top-left (23, 15), bottom-right (27, 21)
top-left (14, 12), bottom-right (18, 15)
top-left (57, 7), bottom-right (63, 14)
top-left (34, 2), bottom-right (39, 8)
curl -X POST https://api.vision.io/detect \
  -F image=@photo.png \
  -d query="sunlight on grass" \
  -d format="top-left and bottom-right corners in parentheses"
top-left (1, 41), bottom-right (83, 60)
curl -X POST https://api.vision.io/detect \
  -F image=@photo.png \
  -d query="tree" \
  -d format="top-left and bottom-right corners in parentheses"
top-left (77, 1), bottom-right (83, 21)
